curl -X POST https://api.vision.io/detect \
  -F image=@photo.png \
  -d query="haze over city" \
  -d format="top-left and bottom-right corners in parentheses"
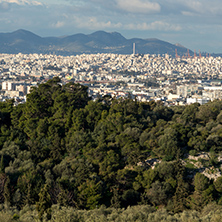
top-left (0, 0), bottom-right (222, 53)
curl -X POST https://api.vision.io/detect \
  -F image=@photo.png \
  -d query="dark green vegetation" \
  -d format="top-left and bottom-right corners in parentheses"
top-left (1, 203), bottom-right (222, 222)
top-left (1, 77), bottom-right (222, 221)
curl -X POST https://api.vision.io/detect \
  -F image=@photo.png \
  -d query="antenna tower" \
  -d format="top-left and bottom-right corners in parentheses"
top-left (175, 49), bottom-right (179, 58)
top-left (133, 43), bottom-right (136, 55)
top-left (187, 49), bottom-right (190, 58)
top-left (199, 50), bottom-right (201, 58)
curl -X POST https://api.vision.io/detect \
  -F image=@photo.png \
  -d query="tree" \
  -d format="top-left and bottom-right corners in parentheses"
top-left (196, 100), bottom-right (222, 124)
top-left (172, 175), bottom-right (189, 213)
top-left (214, 176), bottom-right (222, 193)
top-left (157, 128), bottom-right (180, 160)
top-left (85, 100), bottom-right (105, 131)
top-left (0, 155), bottom-right (4, 173)
top-left (0, 173), bottom-right (7, 204)
top-left (181, 103), bottom-right (199, 125)
top-left (36, 184), bottom-right (52, 221)
top-left (188, 173), bottom-right (214, 211)
top-left (194, 173), bottom-right (209, 192)
top-left (110, 185), bottom-right (121, 208)
top-left (77, 178), bottom-right (103, 209)
top-left (153, 104), bottom-right (174, 121)
top-left (99, 150), bottom-right (120, 182)
top-left (147, 180), bottom-right (173, 206)
top-left (121, 142), bottom-right (142, 165)
top-left (17, 170), bottom-right (44, 206)
top-left (122, 189), bottom-right (140, 207)
top-left (3, 176), bottom-right (11, 207)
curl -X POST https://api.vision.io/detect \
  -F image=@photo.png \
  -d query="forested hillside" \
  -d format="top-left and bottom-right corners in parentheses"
top-left (1, 77), bottom-right (222, 221)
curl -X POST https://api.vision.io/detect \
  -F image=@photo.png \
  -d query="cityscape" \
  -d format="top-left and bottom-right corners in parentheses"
top-left (1, 51), bottom-right (222, 106)
top-left (2, 0), bottom-right (222, 220)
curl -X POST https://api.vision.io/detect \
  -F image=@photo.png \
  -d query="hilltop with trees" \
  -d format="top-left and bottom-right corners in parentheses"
top-left (1, 77), bottom-right (222, 221)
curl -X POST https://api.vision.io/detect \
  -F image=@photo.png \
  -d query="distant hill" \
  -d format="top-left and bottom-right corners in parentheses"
top-left (0, 29), bottom-right (191, 56)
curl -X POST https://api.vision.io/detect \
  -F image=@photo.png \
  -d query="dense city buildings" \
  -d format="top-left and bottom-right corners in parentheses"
top-left (1, 52), bottom-right (222, 105)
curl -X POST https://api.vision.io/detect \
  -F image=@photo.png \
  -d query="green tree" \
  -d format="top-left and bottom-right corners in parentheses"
top-left (122, 189), bottom-right (140, 207)
top-left (181, 103), bottom-right (199, 125)
top-left (214, 176), bottom-right (222, 193)
top-left (0, 155), bottom-right (4, 173)
top-left (189, 173), bottom-right (214, 211)
top-left (78, 178), bottom-right (103, 209)
top-left (99, 150), bottom-right (120, 182)
top-left (3, 176), bottom-right (11, 207)
top-left (36, 184), bottom-right (52, 221)
top-left (147, 180), bottom-right (173, 206)
top-left (173, 175), bottom-right (189, 213)
top-left (196, 100), bottom-right (222, 124)
top-left (110, 185), bottom-right (121, 208)
top-left (194, 173), bottom-right (209, 192)
top-left (157, 128), bottom-right (180, 160)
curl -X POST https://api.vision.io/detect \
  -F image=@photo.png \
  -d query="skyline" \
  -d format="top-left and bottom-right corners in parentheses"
top-left (0, 0), bottom-right (222, 53)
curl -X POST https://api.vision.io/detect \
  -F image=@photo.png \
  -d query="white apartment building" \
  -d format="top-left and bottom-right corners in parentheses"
top-left (186, 97), bottom-right (210, 105)
top-left (177, 84), bottom-right (201, 97)
top-left (2, 82), bottom-right (16, 91)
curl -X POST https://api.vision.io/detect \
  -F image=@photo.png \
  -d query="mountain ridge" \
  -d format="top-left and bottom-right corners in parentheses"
top-left (0, 29), bottom-right (191, 56)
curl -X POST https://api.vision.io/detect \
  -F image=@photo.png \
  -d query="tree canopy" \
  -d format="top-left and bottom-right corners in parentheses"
top-left (0, 78), bottom-right (222, 218)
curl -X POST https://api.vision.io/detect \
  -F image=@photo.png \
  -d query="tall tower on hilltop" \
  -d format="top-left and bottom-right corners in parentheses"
top-left (133, 43), bottom-right (136, 55)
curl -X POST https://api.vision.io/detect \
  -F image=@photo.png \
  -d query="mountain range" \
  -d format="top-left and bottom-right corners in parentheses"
top-left (0, 29), bottom-right (191, 56)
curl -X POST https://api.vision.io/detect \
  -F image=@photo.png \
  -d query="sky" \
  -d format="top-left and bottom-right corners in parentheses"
top-left (0, 0), bottom-right (222, 53)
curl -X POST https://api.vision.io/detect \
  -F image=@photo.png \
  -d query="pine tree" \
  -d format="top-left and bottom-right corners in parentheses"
top-left (36, 184), bottom-right (52, 221)
top-left (3, 176), bottom-right (11, 208)
top-left (57, 188), bottom-right (69, 207)
top-left (24, 183), bottom-right (33, 205)
top-left (0, 155), bottom-right (4, 173)
top-left (172, 175), bottom-right (189, 213)
top-left (110, 185), bottom-right (121, 208)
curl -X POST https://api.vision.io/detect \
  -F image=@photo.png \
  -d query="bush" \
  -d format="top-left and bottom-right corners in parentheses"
top-left (189, 150), bottom-right (197, 156)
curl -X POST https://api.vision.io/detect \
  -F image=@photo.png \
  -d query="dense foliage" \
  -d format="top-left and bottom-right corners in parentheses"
top-left (1, 77), bottom-right (222, 220)
top-left (0, 203), bottom-right (222, 222)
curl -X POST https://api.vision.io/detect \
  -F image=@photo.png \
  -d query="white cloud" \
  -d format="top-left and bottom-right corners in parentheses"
top-left (183, 0), bottom-right (206, 14)
top-left (181, 11), bottom-right (196, 16)
top-left (125, 21), bottom-right (182, 31)
top-left (185, 1), bottom-right (202, 10)
top-left (74, 17), bottom-right (123, 29)
top-left (0, 0), bottom-right (42, 6)
top-left (0, 2), bottom-right (10, 11)
top-left (52, 21), bottom-right (65, 28)
top-left (116, 0), bottom-right (161, 13)
top-left (179, 0), bottom-right (222, 15)
top-left (31, 0), bottom-right (42, 5)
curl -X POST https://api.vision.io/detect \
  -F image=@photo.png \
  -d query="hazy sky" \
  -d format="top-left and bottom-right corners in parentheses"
top-left (0, 0), bottom-right (222, 53)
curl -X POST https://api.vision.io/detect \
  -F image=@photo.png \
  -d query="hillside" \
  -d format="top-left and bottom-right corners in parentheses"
top-left (0, 78), bottom-right (222, 220)
top-left (0, 29), bottom-right (190, 56)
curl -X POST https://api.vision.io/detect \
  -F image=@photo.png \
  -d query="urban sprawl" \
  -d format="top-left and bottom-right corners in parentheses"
top-left (1, 52), bottom-right (222, 106)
